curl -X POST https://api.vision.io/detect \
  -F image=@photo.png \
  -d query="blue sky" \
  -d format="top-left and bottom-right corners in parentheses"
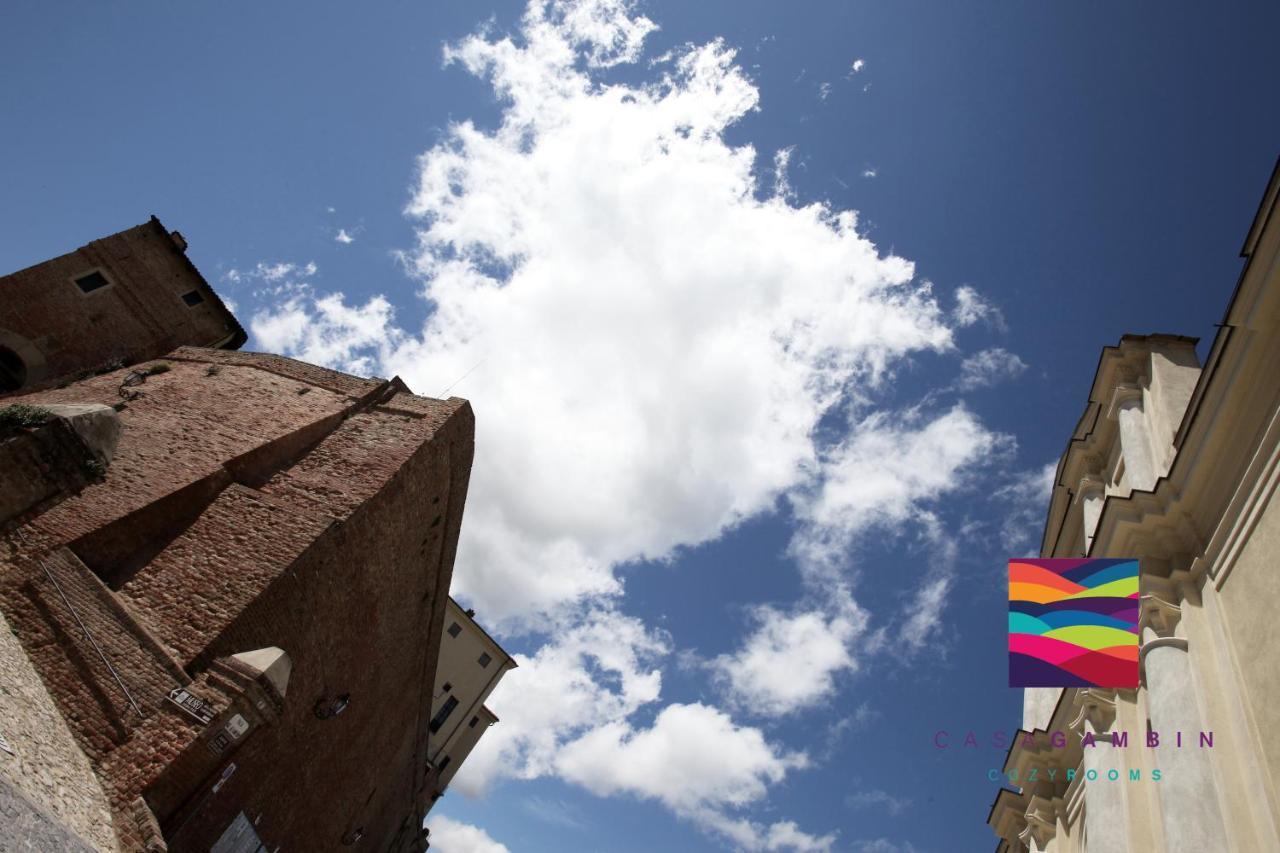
top-left (4, 2), bottom-right (1278, 851)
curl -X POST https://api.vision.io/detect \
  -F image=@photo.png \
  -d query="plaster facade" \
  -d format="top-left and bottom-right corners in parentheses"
top-left (424, 599), bottom-right (515, 800)
top-left (989, 160), bottom-right (1280, 851)
top-left (0, 608), bottom-right (119, 851)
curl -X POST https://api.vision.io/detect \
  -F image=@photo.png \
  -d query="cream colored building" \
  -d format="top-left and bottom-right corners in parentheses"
top-left (425, 598), bottom-right (516, 800)
top-left (990, 159), bottom-right (1280, 852)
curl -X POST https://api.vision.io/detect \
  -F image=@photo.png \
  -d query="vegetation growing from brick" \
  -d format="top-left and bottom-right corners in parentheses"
top-left (0, 404), bottom-right (53, 437)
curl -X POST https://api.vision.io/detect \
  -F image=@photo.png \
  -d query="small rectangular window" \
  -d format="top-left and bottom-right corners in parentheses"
top-left (429, 696), bottom-right (459, 733)
top-left (438, 755), bottom-right (452, 771)
top-left (180, 289), bottom-right (205, 306)
top-left (469, 716), bottom-right (480, 728)
top-left (442, 682), bottom-right (452, 693)
top-left (447, 622), bottom-right (462, 638)
top-left (478, 652), bottom-right (492, 668)
top-left (74, 271), bottom-right (110, 293)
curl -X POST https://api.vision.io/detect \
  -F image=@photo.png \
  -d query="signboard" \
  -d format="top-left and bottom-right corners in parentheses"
top-left (166, 687), bottom-right (215, 725)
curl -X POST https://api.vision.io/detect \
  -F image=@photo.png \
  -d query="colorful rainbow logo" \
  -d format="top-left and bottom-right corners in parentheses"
top-left (1008, 558), bottom-right (1139, 688)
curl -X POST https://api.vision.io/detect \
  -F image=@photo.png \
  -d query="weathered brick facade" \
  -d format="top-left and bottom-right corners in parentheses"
top-left (0, 218), bottom-right (245, 396)
top-left (0, 345), bottom-right (473, 851)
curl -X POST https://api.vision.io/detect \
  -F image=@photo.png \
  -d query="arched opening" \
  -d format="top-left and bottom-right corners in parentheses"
top-left (0, 345), bottom-right (26, 393)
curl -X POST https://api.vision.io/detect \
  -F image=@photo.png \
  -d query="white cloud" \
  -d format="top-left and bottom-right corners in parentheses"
top-left (774, 146), bottom-right (796, 198)
top-left (703, 812), bottom-right (837, 852)
top-left (223, 261), bottom-right (318, 293)
top-left (521, 795), bottom-right (586, 829)
top-left (851, 841), bottom-right (920, 853)
top-left (450, 609), bottom-right (667, 793)
top-left (557, 702), bottom-right (807, 809)
top-left (790, 405), bottom-right (1008, 576)
top-left (900, 572), bottom-right (952, 651)
top-left (845, 788), bottom-right (911, 816)
top-left (385, 0), bottom-right (958, 626)
top-left (862, 168), bottom-right (877, 179)
top-left (818, 81), bottom-right (832, 100)
top-left (249, 0), bottom-right (973, 626)
top-left (451, 609), bottom-right (841, 847)
top-left (335, 228), bottom-right (355, 244)
top-left (952, 284), bottom-right (1006, 330)
top-left (712, 592), bottom-right (865, 716)
top-left (957, 346), bottom-right (1026, 390)
top-left (250, 290), bottom-right (399, 377)
top-left (258, 260), bottom-right (316, 282)
top-left (557, 702), bottom-right (832, 851)
top-left (995, 461), bottom-right (1057, 555)
top-left (819, 701), bottom-right (878, 759)
top-left (429, 816), bottom-right (511, 853)
top-left (242, 1), bottom-right (1011, 845)
top-left (851, 58), bottom-right (866, 73)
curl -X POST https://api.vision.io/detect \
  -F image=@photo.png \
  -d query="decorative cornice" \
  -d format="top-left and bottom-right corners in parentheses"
top-left (1139, 593), bottom-right (1182, 639)
top-left (1107, 384), bottom-right (1144, 420)
top-left (1074, 476), bottom-right (1106, 504)
top-left (1068, 688), bottom-right (1117, 735)
top-left (1018, 795), bottom-right (1060, 849)
top-left (1092, 485), bottom-right (1205, 572)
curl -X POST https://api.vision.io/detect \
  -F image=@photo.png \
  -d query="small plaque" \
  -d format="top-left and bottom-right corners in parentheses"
top-left (208, 714), bottom-right (251, 756)
top-left (166, 688), bottom-right (215, 725)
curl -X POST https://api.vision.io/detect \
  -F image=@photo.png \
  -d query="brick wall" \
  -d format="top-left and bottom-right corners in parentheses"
top-left (0, 348), bottom-right (473, 852)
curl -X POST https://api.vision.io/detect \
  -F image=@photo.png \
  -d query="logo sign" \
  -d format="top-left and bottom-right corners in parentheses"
top-left (1009, 558), bottom-right (1139, 688)
top-left (166, 687), bottom-right (215, 725)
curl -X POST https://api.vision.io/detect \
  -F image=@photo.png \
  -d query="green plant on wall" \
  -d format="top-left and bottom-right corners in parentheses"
top-left (0, 404), bottom-right (53, 436)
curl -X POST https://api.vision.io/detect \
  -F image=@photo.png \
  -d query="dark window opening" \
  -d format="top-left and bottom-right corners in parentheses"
top-left (429, 696), bottom-right (459, 733)
top-left (447, 622), bottom-right (462, 638)
top-left (442, 682), bottom-right (452, 693)
top-left (478, 652), bottom-right (492, 668)
top-left (469, 716), bottom-right (480, 729)
top-left (74, 271), bottom-right (109, 293)
top-left (438, 755), bottom-right (452, 771)
top-left (180, 289), bottom-right (205, 306)
top-left (0, 346), bottom-right (26, 393)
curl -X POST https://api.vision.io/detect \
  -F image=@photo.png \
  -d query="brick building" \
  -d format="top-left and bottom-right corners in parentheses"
top-left (0, 224), bottom-right (479, 852)
top-left (0, 217), bottom-right (244, 396)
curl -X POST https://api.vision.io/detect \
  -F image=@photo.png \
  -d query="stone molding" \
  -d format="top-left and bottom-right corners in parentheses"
top-left (1106, 384), bottom-right (1145, 421)
top-left (1019, 794), bottom-right (1060, 850)
top-left (1139, 593), bottom-right (1183, 639)
top-left (1069, 688), bottom-right (1118, 736)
